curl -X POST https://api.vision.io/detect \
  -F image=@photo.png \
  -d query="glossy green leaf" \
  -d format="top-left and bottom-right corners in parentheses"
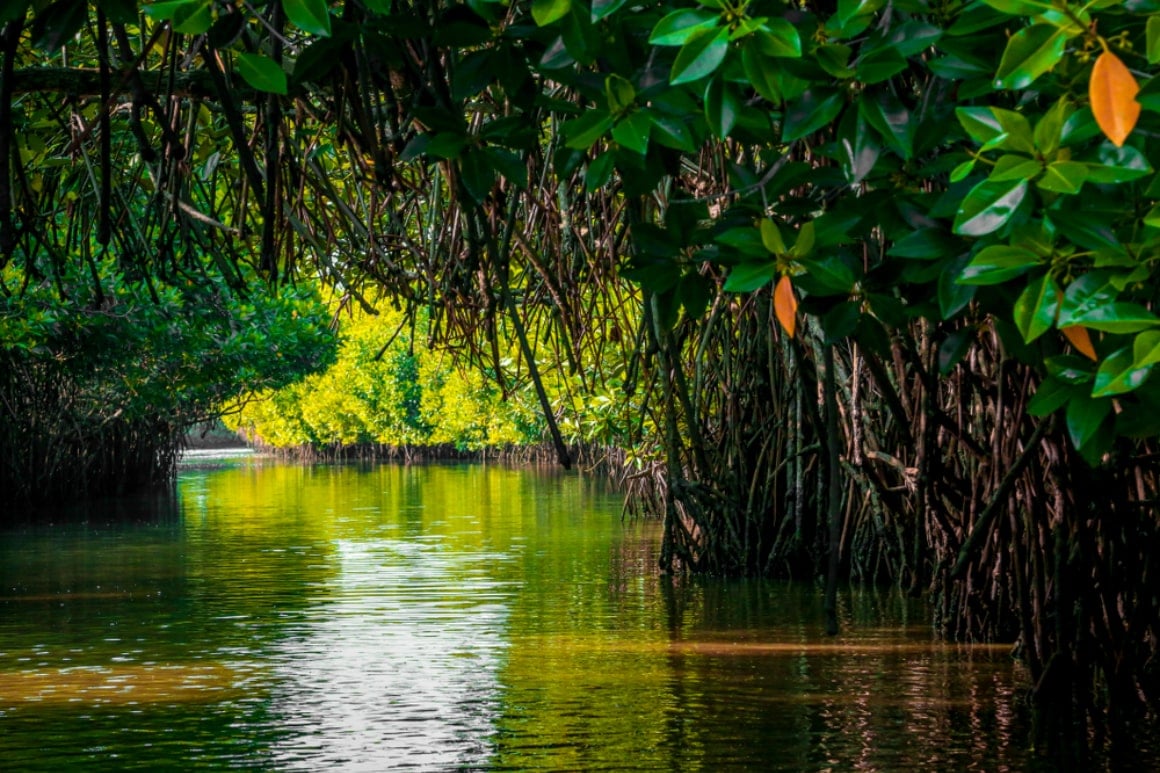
top-left (950, 159), bottom-right (976, 182)
top-left (755, 19), bottom-right (802, 57)
top-left (143, 0), bottom-right (212, 34)
top-left (991, 108), bottom-right (1036, 154)
top-left (585, 151), bottom-right (615, 193)
top-left (857, 47), bottom-right (908, 83)
top-left (605, 74), bottom-right (636, 115)
top-left (1134, 330), bottom-right (1160, 367)
top-left (532, 0), bottom-right (571, 26)
top-left (591, 0), bottom-right (628, 22)
top-left (860, 92), bottom-right (912, 160)
top-left (484, 147), bottom-right (528, 188)
top-left (1093, 346), bottom-right (1153, 397)
top-left (956, 106), bottom-right (1004, 145)
top-left (650, 9), bottom-right (719, 46)
top-left (994, 23), bottom-right (1068, 90)
top-left (1070, 302), bottom-right (1160, 334)
top-left (815, 44), bottom-right (856, 78)
top-left (724, 261), bottom-right (777, 292)
top-left (562, 111), bottom-right (614, 150)
top-left (988, 154), bottom-right (1042, 182)
top-left (1149, 16), bottom-right (1160, 65)
top-left (981, 0), bottom-right (1056, 13)
top-left (283, 0), bottom-right (331, 36)
top-left (838, 108), bottom-right (880, 185)
top-left (800, 256), bottom-right (855, 294)
top-left (1066, 393), bottom-right (1111, 450)
top-left (1033, 98), bottom-right (1069, 156)
top-left (704, 78), bottom-right (739, 138)
top-left (1027, 376), bottom-right (1075, 417)
top-left (1013, 272), bottom-right (1060, 342)
top-left (1036, 161), bottom-right (1087, 194)
top-left (716, 227), bottom-right (768, 257)
top-left (671, 27), bottom-right (730, 85)
top-left (742, 43), bottom-right (782, 104)
top-left (611, 111), bottom-right (650, 154)
top-left (647, 112), bottom-right (697, 152)
top-left (1083, 143), bottom-right (1152, 183)
top-left (952, 178), bottom-right (1028, 236)
top-left (236, 52), bottom-right (288, 95)
top-left (957, 244), bottom-right (1039, 284)
top-left (784, 90), bottom-right (845, 143)
top-left (888, 227), bottom-right (960, 259)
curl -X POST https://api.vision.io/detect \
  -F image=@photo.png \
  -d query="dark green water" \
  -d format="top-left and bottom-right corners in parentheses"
top-left (1, 458), bottom-right (1054, 770)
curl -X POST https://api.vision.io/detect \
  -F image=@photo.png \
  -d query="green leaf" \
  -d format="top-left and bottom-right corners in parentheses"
top-left (793, 221), bottom-right (816, 257)
top-left (591, 0), bottom-right (628, 22)
top-left (956, 106), bottom-right (1004, 145)
top-left (981, 0), bottom-right (1057, 14)
top-left (1149, 16), bottom-right (1160, 65)
top-left (888, 227), bottom-right (960, 259)
top-left (783, 89), bottom-right (845, 143)
top-left (1013, 272), bottom-right (1060, 342)
top-left (724, 261), bottom-right (777, 292)
top-left (952, 178), bottom-right (1028, 237)
top-left (1135, 330), bottom-right (1160, 368)
top-left (1071, 302), bottom-right (1160, 334)
top-left (649, 8), bottom-right (719, 46)
top-left (283, 0), bottom-right (331, 36)
top-left (704, 78), bottom-right (739, 138)
top-left (950, 159), bottom-right (976, 182)
top-left (1093, 345), bottom-right (1153, 397)
top-left (857, 47), bottom-right (908, 84)
top-left (611, 111), bottom-right (651, 154)
top-left (562, 111), bottom-right (613, 150)
top-left (647, 111), bottom-right (697, 152)
top-left (144, 0), bottom-right (213, 34)
top-left (742, 42), bottom-right (782, 104)
top-left (716, 226), bottom-right (767, 257)
top-left (760, 219), bottom-right (786, 254)
top-left (755, 19), bottom-right (802, 57)
top-left (671, 26), bottom-right (730, 85)
top-left (1083, 143), bottom-right (1152, 184)
top-left (605, 74), bottom-right (636, 115)
top-left (236, 52), bottom-right (288, 95)
top-left (1066, 393), bottom-right (1111, 450)
top-left (990, 108), bottom-right (1036, 154)
top-left (1036, 161), bottom-right (1088, 194)
top-left (532, 0), bottom-right (571, 26)
top-left (815, 44), bottom-right (855, 78)
top-left (860, 92), bottom-right (912, 160)
top-left (1032, 99), bottom-right (1069, 158)
top-left (459, 147), bottom-right (496, 202)
top-left (1027, 377), bottom-right (1075, 417)
top-left (585, 151), bottom-right (616, 192)
top-left (483, 147), bottom-right (528, 188)
top-left (994, 23), bottom-right (1069, 90)
top-left (957, 244), bottom-right (1039, 284)
top-left (31, 0), bottom-right (87, 50)
top-left (799, 256), bottom-right (855, 294)
top-left (425, 132), bottom-right (467, 159)
top-left (988, 154), bottom-right (1042, 182)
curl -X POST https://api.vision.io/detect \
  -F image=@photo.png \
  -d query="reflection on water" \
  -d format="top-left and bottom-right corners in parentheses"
top-left (0, 459), bottom-right (1083, 770)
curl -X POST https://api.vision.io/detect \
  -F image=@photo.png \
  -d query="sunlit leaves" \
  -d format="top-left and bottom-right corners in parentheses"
top-left (144, 0), bottom-right (213, 35)
top-left (670, 27), bottom-right (730, 85)
top-left (994, 24), bottom-right (1069, 90)
top-left (952, 179), bottom-right (1028, 236)
top-left (1089, 50), bottom-right (1141, 147)
top-left (532, 0), bottom-right (571, 27)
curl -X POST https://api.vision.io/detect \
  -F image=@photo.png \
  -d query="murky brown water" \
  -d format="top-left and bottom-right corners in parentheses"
top-left (0, 459), bottom-right (1059, 770)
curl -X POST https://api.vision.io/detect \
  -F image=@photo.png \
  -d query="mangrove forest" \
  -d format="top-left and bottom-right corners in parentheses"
top-left (2, 0), bottom-right (1160, 763)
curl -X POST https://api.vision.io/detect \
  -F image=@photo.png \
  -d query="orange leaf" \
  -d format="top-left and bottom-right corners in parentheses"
top-left (774, 275), bottom-right (797, 338)
top-left (1062, 325), bottom-right (1097, 361)
top-left (1090, 50), bottom-right (1140, 148)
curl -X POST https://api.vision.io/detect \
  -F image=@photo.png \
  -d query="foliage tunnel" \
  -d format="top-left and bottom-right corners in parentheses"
top-left (3, 0), bottom-right (1160, 751)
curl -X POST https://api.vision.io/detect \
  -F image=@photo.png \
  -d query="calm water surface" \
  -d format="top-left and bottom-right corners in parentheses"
top-left (1, 458), bottom-right (1049, 770)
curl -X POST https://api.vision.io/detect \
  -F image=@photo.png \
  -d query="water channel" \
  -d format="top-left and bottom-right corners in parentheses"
top-left (1, 457), bottom-right (1055, 770)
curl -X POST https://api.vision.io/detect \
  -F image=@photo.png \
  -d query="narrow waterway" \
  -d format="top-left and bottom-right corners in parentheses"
top-left (1, 458), bottom-right (1050, 770)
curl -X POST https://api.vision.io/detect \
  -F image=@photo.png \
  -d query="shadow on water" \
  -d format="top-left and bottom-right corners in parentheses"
top-left (0, 458), bottom-right (1155, 771)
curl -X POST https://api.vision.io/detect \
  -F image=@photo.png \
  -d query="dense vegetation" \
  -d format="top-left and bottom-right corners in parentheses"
top-left (3, 0), bottom-right (1160, 755)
